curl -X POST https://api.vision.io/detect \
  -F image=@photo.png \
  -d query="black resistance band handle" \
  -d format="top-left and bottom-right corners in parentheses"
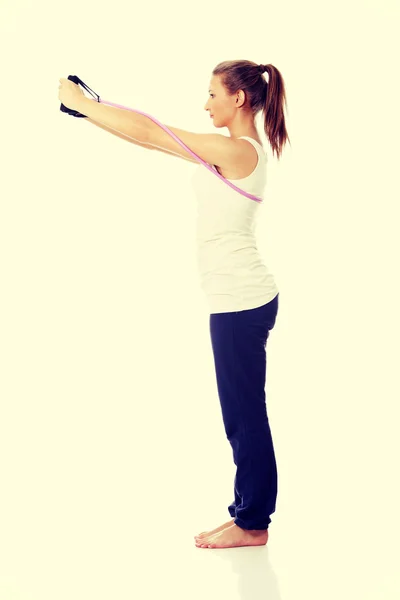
top-left (59, 75), bottom-right (100, 118)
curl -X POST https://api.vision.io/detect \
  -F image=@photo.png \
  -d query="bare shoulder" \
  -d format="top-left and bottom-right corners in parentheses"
top-left (216, 137), bottom-right (262, 180)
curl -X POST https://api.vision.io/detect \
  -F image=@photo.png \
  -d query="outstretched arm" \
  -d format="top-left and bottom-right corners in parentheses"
top-left (75, 96), bottom-right (246, 169)
top-left (84, 118), bottom-right (198, 163)
top-left (76, 96), bottom-right (148, 142)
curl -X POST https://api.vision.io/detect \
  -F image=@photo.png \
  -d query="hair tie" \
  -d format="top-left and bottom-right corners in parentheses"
top-left (258, 64), bottom-right (265, 74)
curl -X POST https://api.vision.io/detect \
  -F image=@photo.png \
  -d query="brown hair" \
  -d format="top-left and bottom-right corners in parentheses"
top-left (212, 60), bottom-right (291, 160)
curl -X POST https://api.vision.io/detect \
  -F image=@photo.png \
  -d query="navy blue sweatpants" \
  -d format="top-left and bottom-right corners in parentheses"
top-left (209, 293), bottom-right (279, 531)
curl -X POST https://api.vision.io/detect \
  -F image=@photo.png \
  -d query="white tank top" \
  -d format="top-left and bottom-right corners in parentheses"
top-left (191, 135), bottom-right (279, 313)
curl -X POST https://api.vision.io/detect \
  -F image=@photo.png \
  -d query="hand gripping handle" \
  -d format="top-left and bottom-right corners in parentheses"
top-left (59, 75), bottom-right (100, 117)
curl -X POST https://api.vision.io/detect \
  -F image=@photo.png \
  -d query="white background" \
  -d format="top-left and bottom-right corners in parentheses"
top-left (0, 1), bottom-right (399, 599)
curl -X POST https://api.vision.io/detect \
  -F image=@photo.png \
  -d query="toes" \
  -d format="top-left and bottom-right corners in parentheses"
top-left (195, 539), bottom-right (216, 548)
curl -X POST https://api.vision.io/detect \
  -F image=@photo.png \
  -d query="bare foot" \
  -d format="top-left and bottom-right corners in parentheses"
top-left (194, 518), bottom-right (235, 540)
top-left (195, 523), bottom-right (268, 549)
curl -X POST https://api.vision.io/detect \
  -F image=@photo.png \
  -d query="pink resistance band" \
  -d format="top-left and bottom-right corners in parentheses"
top-left (61, 76), bottom-right (263, 204)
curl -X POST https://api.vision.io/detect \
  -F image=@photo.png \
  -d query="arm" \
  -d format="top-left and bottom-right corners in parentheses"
top-left (84, 118), bottom-right (198, 163)
top-left (76, 96), bottom-right (222, 166)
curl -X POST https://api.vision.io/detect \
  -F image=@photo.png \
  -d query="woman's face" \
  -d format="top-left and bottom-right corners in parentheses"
top-left (204, 76), bottom-right (229, 128)
top-left (204, 75), bottom-right (246, 129)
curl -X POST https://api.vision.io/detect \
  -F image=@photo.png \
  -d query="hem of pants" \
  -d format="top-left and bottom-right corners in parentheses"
top-left (234, 517), bottom-right (269, 531)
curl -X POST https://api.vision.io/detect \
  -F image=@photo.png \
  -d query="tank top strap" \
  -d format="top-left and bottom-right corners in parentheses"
top-left (237, 136), bottom-right (265, 155)
top-left (237, 136), bottom-right (260, 145)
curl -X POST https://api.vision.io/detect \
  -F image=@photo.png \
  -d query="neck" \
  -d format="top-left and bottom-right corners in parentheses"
top-left (227, 119), bottom-right (259, 142)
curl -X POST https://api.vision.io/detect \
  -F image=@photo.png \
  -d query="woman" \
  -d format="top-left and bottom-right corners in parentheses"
top-left (59, 59), bottom-right (290, 549)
